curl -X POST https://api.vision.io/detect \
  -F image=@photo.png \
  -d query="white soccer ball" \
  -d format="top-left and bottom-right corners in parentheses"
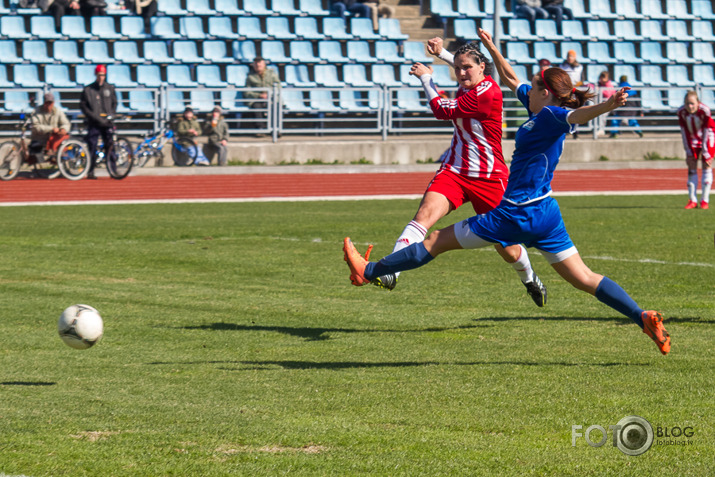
top-left (58, 304), bottom-right (104, 349)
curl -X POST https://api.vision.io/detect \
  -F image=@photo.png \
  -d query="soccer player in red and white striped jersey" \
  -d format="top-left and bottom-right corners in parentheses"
top-left (677, 91), bottom-right (713, 209)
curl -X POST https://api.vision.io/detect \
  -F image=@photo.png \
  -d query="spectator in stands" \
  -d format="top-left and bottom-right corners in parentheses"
top-left (125, 0), bottom-right (157, 32)
top-left (41, 0), bottom-right (81, 31)
top-left (176, 107), bottom-right (210, 166)
top-left (245, 57), bottom-right (282, 123)
top-left (610, 75), bottom-right (643, 138)
top-left (330, 0), bottom-right (371, 20)
top-left (596, 71), bottom-right (617, 138)
top-left (79, 0), bottom-right (108, 19)
top-left (559, 50), bottom-right (584, 138)
top-left (541, 0), bottom-right (573, 33)
top-left (80, 64), bottom-right (116, 179)
top-left (203, 106), bottom-right (229, 166)
top-left (514, 0), bottom-right (549, 25)
top-left (538, 58), bottom-right (551, 73)
top-left (678, 91), bottom-right (713, 209)
top-left (363, 0), bottom-right (395, 30)
top-left (30, 92), bottom-right (71, 158)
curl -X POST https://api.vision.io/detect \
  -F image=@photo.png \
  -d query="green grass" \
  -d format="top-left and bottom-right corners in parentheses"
top-left (0, 196), bottom-right (712, 476)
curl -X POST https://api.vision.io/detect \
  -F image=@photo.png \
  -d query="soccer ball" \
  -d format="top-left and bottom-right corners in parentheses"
top-left (58, 304), bottom-right (104, 349)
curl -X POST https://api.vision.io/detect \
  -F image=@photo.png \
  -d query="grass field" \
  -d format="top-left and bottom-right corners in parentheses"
top-left (0, 196), bottom-right (712, 476)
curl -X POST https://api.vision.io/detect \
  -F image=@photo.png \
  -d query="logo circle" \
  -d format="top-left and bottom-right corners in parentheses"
top-left (615, 415), bottom-right (653, 456)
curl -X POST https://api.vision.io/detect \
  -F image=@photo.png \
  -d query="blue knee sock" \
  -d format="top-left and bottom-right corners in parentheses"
top-left (595, 277), bottom-right (644, 328)
top-left (364, 242), bottom-right (434, 280)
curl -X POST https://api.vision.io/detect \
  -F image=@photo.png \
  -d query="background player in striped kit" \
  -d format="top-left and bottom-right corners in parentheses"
top-left (677, 91), bottom-right (713, 210)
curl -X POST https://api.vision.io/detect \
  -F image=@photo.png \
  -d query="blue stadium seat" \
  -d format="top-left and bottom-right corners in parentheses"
top-left (378, 18), bottom-right (408, 40)
top-left (483, 0), bottom-right (512, 18)
top-left (226, 64), bottom-right (249, 86)
top-left (144, 40), bottom-right (175, 63)
top-left (641, 42), bottom-right (669, 64)
top-left (589, 0), bottom-right (618, 18)
top-left (613, 65), bottom-right (641, 86)
top-left (22, 40), bottom-right (52, 63)
top-left (208, 17), bottom-right (239, 39)
top-left (62, 16), bottom-right (92, 39)
top-left (585, 64), bottom-right (607, 84)
top-left (157, 0), bottom-right (187, 15)
top-left (121, 17), bottom-right (149, 39)
top-left (339, 89), bottom-right (378, 111)
top-left (614, 20), bottom-right (639, 41)
top-left (564, 0), bottom-right (588, 18)
top-left (430, 0), bottom-right (459, 18)
top-left (533, 42), bottom-right (559, 64)
top-left (403, 41), bottom-right (432, 63)
top-left (262, 40), bottom-right (291, 63)
top-left (45, 65), bottom-right (77, 88)
top-left (511, 64), bottom-right (528, 82)
top-left (342, 64), bottom-right (373, 87)
top-left (506, 42), bottom-right (536, 65)
top-left (666, 65), bottom-right (692, 87)
top-left (128, 90), bottom-right (156, 113)
top-left (173, 40), bottom-right (203, 63)
top-left (431, 64), bottom-right (453, 85)
top-left (456, 0), bottom-right (486, 18)
top-left (220, 90), bottom-right (249, 112)
top-left (0, 0), bottom-right (10, 14)
top-left (535, 19), bottom-right (559, 40)
top-left (179, 17), bottom-right (207, 40)
top-left (562, 20), bottom-right (588, 41)
top-left (203, 41), bottom-right (233, 63)
top-left (84, 40), bottom-right (114, 64)
top-left (640, 20), bottom-right (667, 41)
top-left (1, 16), bottom-right (31, 39)
top-left (0, 65), bottom-right (12, 88)
top-left (640, 89), bottom-right (668, 111)
top-left (190, 90), bottom-right (216, 112)
top-left (375, 41), bottom-right (403, 63)
top-left (282, 90), bottom-right (310, 113)
top-left (266, 17), bottom-right (297, 40)
top-left (587, 42), bottom-right (617, 64)
top-left (114, 41), bottom-right (143, 64)
top-left (454, 19), bottom-right (478, 41)
top-left (215, 0), bottom-right (244, 15)
top-left (91, 16), bottom-right (122, 39)
top-left (693, 21), bottom-right (715, 42)
top-left (166, 90), bottom-right (186, 113)
top-left (196, 65), bottom-right (227, 87)
top-left (310, 90), bottom-right (341, 112)
top-left (667, 88), bottom-right (689, 109)
top-left (0, 40), bottom-right (22, 63)
top-left (507, 19), bottom-right (538, 41)
top-left (273, 0), bottom-right (301, 16)
top-left (666, 43), bottom-right (695, 64)
top-left (586, 20), bottom-right (616, 41)
top-left (13, 65), bottom-right (42, 88)
top-left (666, 0), bottom-right (695, 20)
top-left (232, 40), bottom-right (257, 62)
top-left (290, 40), bottom-right (320, 63)
top-left (76, 65), bottom-right (98, 85)
top-left (693, 42), bottom-right (715, 64)
top-left (614, 0), bottom-right (644, 19)
top-left (399, 64), bottom-right (420, 86)
top-left (299, 0), bottom-right (329, 16)
top-left (323, 17), bottom-right (353, 40)
top-left (107, 64), bottom-right (138, 87)
top-left (4, 91), bottom-right (31, 113)
top-left (167, 65), bottom-right (198, 87)
top-left (318, 40), bottom-right (349, 63)
top-left (350, 18), bottom-right (380, 40)
top-left (560, 42), bottom-right (590, 64)
top-left (31, 16), bottom-right (62, 40)
top-left (243, 0), bottom-right (272, 15)
top-left (314, 64), bottom-right (345, 87)
top-left (294, 17), bottom-right (324, 40)
top-left (395, 89), bottom-right (426, 111)
top-left (237, 17), bottom-right (268, 39)
top-left (665, 20), bottom-right (694, 41)
top-left (54, 41), bottom-right (83, 64)
top-left (347, 40), bottom-right (377, 63)
top-left (639, 65), bottom-right (668, 86)
top-left (640, 0), bottom-right (669, 19)
top-left (186, 0), bottom-right (213, 15)
top-left (614, 42), bottom-right (642, 64)
top-left (285, 64), bottom-right (316, 87)
top-left (693, 65), bottom-right (715, 87)
top-left (151, 17), bottom-right (181, 39)
top-left (693, 0), bottom-right (715, 19)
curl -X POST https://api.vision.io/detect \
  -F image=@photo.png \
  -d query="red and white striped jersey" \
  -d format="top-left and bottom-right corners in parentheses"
top-left (428, 76), bottom-right (508, 180)
top-left (677, 102), bottom-right (715, 156)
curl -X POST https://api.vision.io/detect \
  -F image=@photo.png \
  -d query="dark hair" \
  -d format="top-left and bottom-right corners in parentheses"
top-left (536, 68), bottom-right (595, 108)
top-left (253, 57), bottom-right (265, 63)
top-left (454, 42), bottom-right (493, 76)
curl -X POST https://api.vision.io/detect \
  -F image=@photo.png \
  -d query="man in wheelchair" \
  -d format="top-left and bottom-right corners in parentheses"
top-left (30, 92), bottom-right (71, 162)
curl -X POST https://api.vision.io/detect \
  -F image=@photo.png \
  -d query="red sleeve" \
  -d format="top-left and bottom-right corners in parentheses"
top-left (428, 81), bottom-right (498, 121)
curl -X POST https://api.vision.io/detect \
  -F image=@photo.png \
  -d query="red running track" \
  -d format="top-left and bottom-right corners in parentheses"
top-left (0, 169), bottom-right (684, 204)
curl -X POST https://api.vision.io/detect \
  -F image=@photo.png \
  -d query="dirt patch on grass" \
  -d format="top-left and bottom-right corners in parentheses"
top-left (70, 431), bottom-right (121, 442)
top-left (215, 444), bottom-right (327, 454)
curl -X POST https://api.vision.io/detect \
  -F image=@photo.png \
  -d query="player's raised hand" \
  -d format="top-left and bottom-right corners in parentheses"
top-left (426, 37), bottom-right (443, 57)
top-left (612, 87), bottom-right (631, 108)
top-left (410, 62), bottom-right (433, 78)
top-left (478, 28), bottom-right (494, 48)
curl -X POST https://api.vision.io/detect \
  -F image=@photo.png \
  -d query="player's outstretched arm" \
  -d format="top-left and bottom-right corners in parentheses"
top-left (427, 37), bottom-right (455, 67)
top-left (478, 28), bottom-right (520, 93)
top-left (568, 87), bottom-right (630, 125)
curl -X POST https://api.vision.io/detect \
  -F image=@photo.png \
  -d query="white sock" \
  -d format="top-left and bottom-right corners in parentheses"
top-left (390, 220), bottom-right (428, 277)
top-left (688, 170), bottom-right (698, 202)
top-left (702, 169), bottom-right (712, 204)
top-left (511, 244), bottom-right (535, 283)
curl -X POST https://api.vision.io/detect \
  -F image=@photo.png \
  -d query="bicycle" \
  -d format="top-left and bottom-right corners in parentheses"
top-left (0, 115), bottom-right (90, 181)
top-left (133, 123), bottom-right (198, 168)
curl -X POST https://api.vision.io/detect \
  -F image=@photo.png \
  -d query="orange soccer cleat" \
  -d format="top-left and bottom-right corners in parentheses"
top-left (700, 201), bottom-right (709, 210)
top-left (343, 237), bottom-right (373, 286)
top-left (641, 311), bottom-right (671, 356)
top-left (684, 200), bottom-right (698, 209)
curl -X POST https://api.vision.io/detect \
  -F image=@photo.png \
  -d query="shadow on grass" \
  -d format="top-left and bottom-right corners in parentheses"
top-left (148, 360), bottom-right (648, 369)
top-left (1, 381), bottom-right (57, 386)
top-left (478, 316), bottom-right (712, 325)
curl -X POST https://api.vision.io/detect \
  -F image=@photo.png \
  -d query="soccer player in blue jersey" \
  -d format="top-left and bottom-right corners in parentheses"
top-left (343, 28), bottom-right (670, 356)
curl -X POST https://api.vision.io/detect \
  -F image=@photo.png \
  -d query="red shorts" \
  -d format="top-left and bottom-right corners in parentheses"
top-left (426, 168), bottom-right (507, 215)
top-left (687, 147), bottom-right (714, 168)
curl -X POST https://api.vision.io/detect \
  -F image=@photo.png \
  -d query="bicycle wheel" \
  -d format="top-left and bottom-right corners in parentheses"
top-left (134, 144), bottom-right (156, 168)
top-left (0, 141), bottom-right (23, 181)
top-left (171, 138), bottom-right (197, 167)
top-left (106, 138), bottom-right (134, 180)
top-left (57, 139), bottom-right (90, 181)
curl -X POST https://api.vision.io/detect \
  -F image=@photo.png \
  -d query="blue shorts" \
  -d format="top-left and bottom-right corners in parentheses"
top-left (466, 196), bottom-right (574, 254)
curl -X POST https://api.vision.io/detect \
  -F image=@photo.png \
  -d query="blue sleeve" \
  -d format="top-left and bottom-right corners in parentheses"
top-left (541, 106), bottom-right (573, 135)
top-left (516, 83), bottom-right (531, 114)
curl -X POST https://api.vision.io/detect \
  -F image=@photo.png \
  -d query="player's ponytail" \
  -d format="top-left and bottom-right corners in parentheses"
top-left (538, 68), bottom-right (595, 109)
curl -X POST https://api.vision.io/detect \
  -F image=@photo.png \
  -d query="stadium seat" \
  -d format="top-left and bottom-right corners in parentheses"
top-left (13, 65), bottom-right (43, 88)
top-left (378, 18), bottom-right (408, 41)
top-left (208, 18), bottom-right (239, 40)
top-left (128, 90), bottom-right (156, 113)
top-left (483, 0), bottom-right (512, 18)
top-left (700, 89), bottom-right (715, 108)
top-left (143, 40), bottom-right (175, 63)
top-left (454, 19), bottom-right (479, 41)
top-left (614, 42), bottom-right (642, 64)
top-left (589, 0), bottom-right (618, 18)
top-left (290, 41), bottom-right (321, 63)
top-left (693, 0), bottom-right (715, 20)
top-left (318, 40), bottom-right (349, 63)
top-left (295, 17), bottom-right (324, 40)
top-left (693, 42), bottom-right (715, 64)
top-left (640, 0), bottom-right (669, 19)
top-left (173, 40), bottom-right (203, 63)
top-left (350, 18), bottom-right (380, 41)
top-left (431, 64), bottom-right (453, 85)
top-left (0, 65), bottom-right (12, 88)
top-left (666, 0), bottom-right (695, 19)
top-left (299, 0), bottom-right (329, 16)
top-left (226, 64), bottom-right (249, 86)
top-left (219, 90), bottom-right (249, 112)
top-left (281, 90), bottom-right (310, 112)
top-left (430, 0), bottom-right (459, 18)
top-left (507, 19), bottom-right (538, 41)
top-left (262, 41), bottom-right (291, 63)
top-left (403, 41), bottom-right (432, 63)
top-left (84, 41), bottom-right (114, 64)
top-left (4, 91), bottom-right (32, 113)
top-left (565, 0), bottom-right (588, 18)
top-left (613, 64), bottom-right (641, 86)
top-left (62, 16), bottom-right (92, 39)
top-left (273, 0), bottom-right (301, 16)
top-left (693, 65), bottom-right (715, 87)
top-left (456, 0), bottom-right (486, 18)
top-left (693, 21), bottom-right (715, 42)
top-left (375, 41), bottom-right (403, 63)
top-left (285, 64), bottom-right (316, 87)
top-left (639, 65), bottom-right (668, 87)
top-left (53, 40), bottom-right (83, 64)
top-left (613, 20), bottom-right (639, 41)
top-left (237, 17), bottom-right (268, 39)
top-left (640, 20), bottom-right (667, 41)
top-left (666, 65), bottom-right (692, 86)
top-left (667, 88), bottom-right (689, 109)
top-left (0, 0), bottom-right (9, 14)
top-left (113, 41), bottom-right (143, 64)
top-left (215, 0), bottom-right (244, 15)
top-left (585, 64), bottom-right (608, 84)
top-left (1, 16), bottom-right (31, 39)
top-left (45, 64), bottom-right (77, 88)
top-left (179, 17), bottom-right (207, 40)
top-left (31, 16), bottom-right (62, 40)
top-left (22, 40), bottom-right (53, 63)
top-left (203, 41), bottom-right (233, 63)
top-left (166, 90), bottom-right (186, 113)
top-left (395, 89), bottom-right (426, 111)
top-left (314, 64), bottom-right (345, 87)
top-left (614, 0), bottom-right (644, 19)
top-left (151, 17), bottom-right (181, 39)
top-left (107, 64), bottom-right (138, 87)
top-left (190, 90), bottom-right (216, 112)
top-left (343, 64), bottom-right (373, 87)
top-left (166, 65), bottom-right (198, 87)
top-left (562, 20), bottom-right (588, 41)
top-left (533, 42), bottom-right (559, 65)
top-left (76, 64), bottom-right (98, 85)
top-left (666, 43), bottom-right (695, 64)
top-left (186, 0), bottom-right (213, 15)
top-left (347, 41), bottom-right (377, 63)
top-left (587, 42), bottom-right (617, 64)
top-left (640, 89), bottom-right (668, 111)
top-left (511, 64), bottom-right (529, 81)
top-left (506, 42), bottom-right (536, 65)
top-left (0, 40), bottom-right (22, 63)
top-left (665, 20), bottom-right (694, 41)
top-left (323, 17), bottom-right (353, 40)
top-left (243, 0), bottom-right (272, 15)
top-left (121, 17), bottom-right (149, 39)
top-left (399, 64), bottom-right (420, 86)
top-left (535, 19), bottom-right (559, 40)
top-left (232, 40), bottom-right (257, 62)
top-left (157, 0), bottom-right (187, 15)
top-left (91, 16), bottom-right (122, 39)
top-left (267, 17), bottom-right (297, 40)
top-left (586, 20), bottom-right (616, 41)
top-left (641, 42), bottom-right (669, 64)
top-left (339, 89), bottom-right (378, 111)
top-left (309, 90), bottom-right (340, 112)
top-left (560, 42), bottom-right (589, 64)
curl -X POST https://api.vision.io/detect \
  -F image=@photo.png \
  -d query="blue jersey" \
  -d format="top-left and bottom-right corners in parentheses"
top-left (502, 83), bottom-right (573, 205)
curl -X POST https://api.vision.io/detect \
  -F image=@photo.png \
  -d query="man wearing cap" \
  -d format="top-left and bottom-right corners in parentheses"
top-left (175, 106), bottom-right (210, 166)
top-left (30, 92), bottom-right (71, 157)
top-left (202, 106), bottom-right (229, 166)
top-left (80, 64), bottom-right (117, 178)
top-left (244, 57), bottom-right (281, 122)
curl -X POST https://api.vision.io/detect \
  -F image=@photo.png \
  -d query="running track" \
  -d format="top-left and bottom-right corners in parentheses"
top-left (0, 168), bottom-right (685, 205)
